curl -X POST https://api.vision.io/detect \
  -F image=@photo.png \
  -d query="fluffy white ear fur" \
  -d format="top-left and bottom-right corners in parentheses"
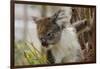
top-left (56, 7), bottom-right (72, 28)
top-left (51, 27), bottom-right (84, 63)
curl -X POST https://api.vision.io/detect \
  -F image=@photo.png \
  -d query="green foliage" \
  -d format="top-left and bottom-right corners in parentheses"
top-left (15, 41), bottom-right (49, 66)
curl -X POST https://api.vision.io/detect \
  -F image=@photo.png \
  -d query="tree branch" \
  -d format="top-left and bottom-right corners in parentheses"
top-left (72, 19), bottom-right (90, 35)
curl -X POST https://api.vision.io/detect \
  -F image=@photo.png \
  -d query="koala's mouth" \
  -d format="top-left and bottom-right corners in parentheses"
top-left (42, 42), bottom-right (57, 48)
top-left (42, 42), bottom-right (49, 48)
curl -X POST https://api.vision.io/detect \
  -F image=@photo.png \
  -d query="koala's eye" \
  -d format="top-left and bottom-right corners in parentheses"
top-left (47, 32), bottom-right (53, 37)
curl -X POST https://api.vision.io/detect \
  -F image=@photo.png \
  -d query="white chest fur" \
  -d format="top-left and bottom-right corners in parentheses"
top-left (51, 27), bottom-right (83, 63)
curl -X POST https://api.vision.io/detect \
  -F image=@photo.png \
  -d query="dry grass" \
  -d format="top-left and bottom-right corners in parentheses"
top-left (71, 7), bottom-right (96, 62)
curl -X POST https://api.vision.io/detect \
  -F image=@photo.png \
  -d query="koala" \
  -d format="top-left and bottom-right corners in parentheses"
top-left (33, 9), bottom-right (84, 64)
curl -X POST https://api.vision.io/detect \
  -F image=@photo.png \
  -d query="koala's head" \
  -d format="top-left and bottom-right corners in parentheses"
top-left (33, 10), bottom-right (68, 48)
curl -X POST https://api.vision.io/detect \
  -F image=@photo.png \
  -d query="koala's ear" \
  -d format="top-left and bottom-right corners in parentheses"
top-left (51, 10), bottom-right (67, 29)
top-left (32, 16), bottom-right (40, 24)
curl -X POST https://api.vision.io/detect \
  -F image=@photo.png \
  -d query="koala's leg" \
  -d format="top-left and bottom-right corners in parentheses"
top-left (62, 57), bottom-right (78, 63)
top-left (47, 50), bottom-right (55, 64)
top-left (62, 49), bottom-right (84, 63)
top-left (55, 58), bottom-right (62, 63)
